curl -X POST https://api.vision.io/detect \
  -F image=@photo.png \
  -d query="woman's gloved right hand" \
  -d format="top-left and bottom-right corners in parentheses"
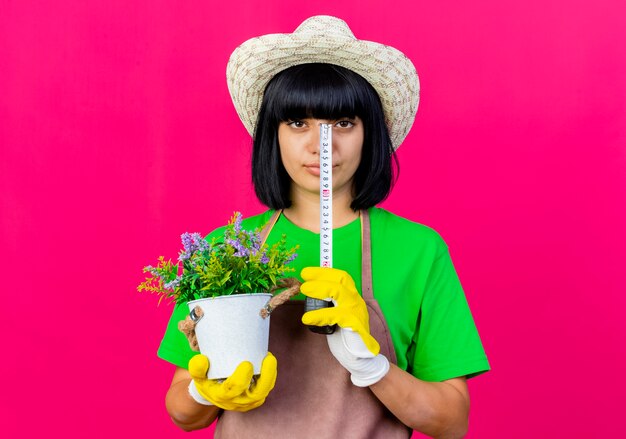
top-left (187, 352), bottom-right (277, 412)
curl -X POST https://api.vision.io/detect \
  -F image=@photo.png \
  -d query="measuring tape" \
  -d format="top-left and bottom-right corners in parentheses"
top-left (320, 123), bottom-right (333, 268)
top-left (304, 123), bottom-right (337, 334)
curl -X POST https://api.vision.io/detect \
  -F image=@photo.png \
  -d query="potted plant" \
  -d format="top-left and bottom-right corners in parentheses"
top-left (138, 212), bottom-right (298, 379)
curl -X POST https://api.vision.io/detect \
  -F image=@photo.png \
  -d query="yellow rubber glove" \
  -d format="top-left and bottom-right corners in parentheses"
top-left (300, 267), bottom-right (389, 387)
top-left (300, 267), bottom-right (380, 356)
top-left (188, 352), bottom-right (277, 412)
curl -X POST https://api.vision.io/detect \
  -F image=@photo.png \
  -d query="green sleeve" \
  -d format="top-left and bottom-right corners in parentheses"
top-left (410, 246), bottom-right (490, 382)
top-left (157, 302), bottom-right (196, 369)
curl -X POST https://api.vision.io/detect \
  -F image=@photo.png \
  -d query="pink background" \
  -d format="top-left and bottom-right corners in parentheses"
top-left (1, 1), bottom-right (625, 437)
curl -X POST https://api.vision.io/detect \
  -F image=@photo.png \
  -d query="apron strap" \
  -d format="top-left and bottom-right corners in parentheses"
top-left (360, 209), bottom-right (374, 301)
top-left (260, 209), bottom-right (282, 246)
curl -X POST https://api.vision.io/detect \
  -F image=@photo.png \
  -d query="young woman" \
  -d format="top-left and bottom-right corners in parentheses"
top-left (157, 16), bottom-right (489, 439)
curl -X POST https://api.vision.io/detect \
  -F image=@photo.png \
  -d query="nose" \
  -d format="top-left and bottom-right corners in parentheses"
top-left (310, 121), bottom-right (333, 155)
top-left (307, 127), bottom-right (320, 154)
top-left (304, 120), bottom-right (323, 154)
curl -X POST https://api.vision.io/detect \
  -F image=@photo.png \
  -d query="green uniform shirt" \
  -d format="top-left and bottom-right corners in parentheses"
top-left (158, 208), bottom-right (490, 382)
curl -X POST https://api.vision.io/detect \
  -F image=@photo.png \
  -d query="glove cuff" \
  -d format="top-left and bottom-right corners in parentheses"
top-left (188, 380), bottom-right (214, 406)
top-left (350, 354), bottom-right (390, 387)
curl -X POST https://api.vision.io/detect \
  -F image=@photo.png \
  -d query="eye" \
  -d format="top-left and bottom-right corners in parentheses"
top-left (286, 120), bottom-right (306, 128)
top-left (335, 120), bottom-right (355, 128)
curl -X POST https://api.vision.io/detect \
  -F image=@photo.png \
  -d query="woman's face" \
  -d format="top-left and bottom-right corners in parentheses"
top-left (278, 117), bottom-right (364, 199)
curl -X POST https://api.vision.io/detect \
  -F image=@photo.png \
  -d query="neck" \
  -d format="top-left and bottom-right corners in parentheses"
top-left (283, 186), bottom-right (359, 233)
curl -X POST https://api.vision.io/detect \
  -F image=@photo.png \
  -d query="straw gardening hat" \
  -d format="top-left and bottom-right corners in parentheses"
top-left (226, 15), bottom-right (420, 150)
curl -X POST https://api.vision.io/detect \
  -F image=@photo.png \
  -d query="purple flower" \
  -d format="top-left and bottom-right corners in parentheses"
top-left (250, 231), bottom-right (262, 255)
top-left (227, 238), bottom-right (249, 257)
top-left (144, 265), bottom-right (161, 277)
top-left (180, 232), bottom-right (208, 261)
top-left (286, 252), bottom-right (298, 263)
top-left (260, 253), bottom-right (270, 264)
top-left (198, 239), bottom-right (209, 253)
top-left (143, 265), bottom-right (171, 282)
top-left (164, 277), bottom-right (181, 290)
top-left (181, 233), bottom-right (194, 253)
top-left (233, 212), bottom-right (243, 234)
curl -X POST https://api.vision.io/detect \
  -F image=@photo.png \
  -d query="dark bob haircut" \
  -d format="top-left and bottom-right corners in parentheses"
top-left (252, 63), bottom-right (398, 210)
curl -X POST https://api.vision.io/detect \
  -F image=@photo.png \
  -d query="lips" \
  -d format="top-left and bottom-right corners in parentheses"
top-left (304, 164), bottom-right (321, 176)
top-left (304, 163), bottom-right (338, 168)
top-left (304, 163), bottom-right (337, 177)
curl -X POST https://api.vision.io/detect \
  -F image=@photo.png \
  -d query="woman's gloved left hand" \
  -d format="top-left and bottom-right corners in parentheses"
top-left (300, 267), bottom-right (390, 387)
